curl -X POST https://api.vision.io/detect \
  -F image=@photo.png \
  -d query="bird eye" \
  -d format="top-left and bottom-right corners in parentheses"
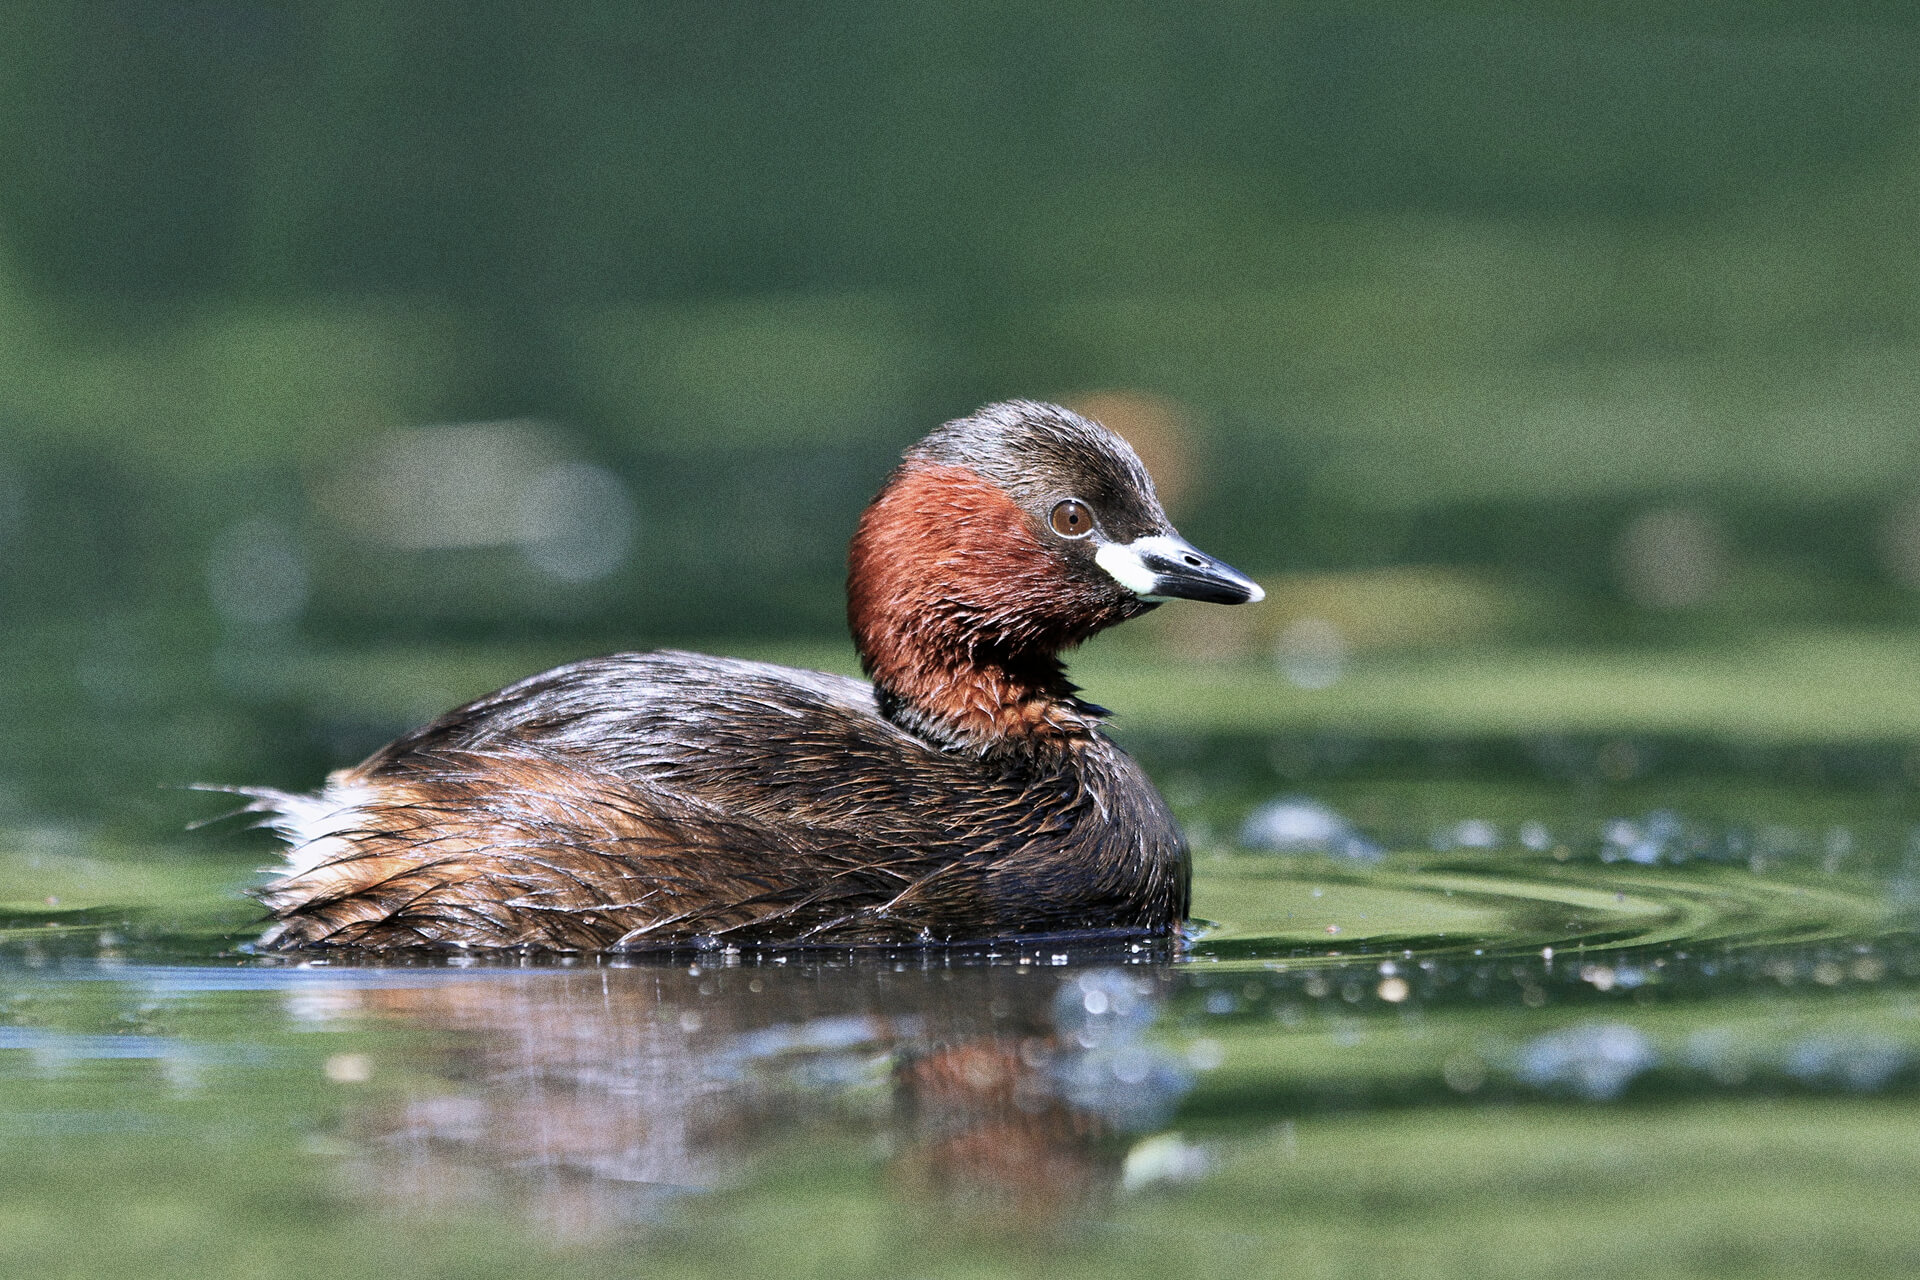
top-left (1049, 499), bottom-right (1093, 539)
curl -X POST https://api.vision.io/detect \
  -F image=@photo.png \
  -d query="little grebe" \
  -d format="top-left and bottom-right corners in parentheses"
top-left (243, 401), bottom-right (1262, 950)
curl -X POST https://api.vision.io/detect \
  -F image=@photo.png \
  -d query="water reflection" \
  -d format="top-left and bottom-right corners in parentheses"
top-left (292, 960), bottom-right (1189, 1234)
top-left (4, 919), bottom-right (1920, 1257)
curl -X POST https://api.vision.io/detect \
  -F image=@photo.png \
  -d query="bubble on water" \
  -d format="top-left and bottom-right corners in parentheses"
top-left (1519, 821), bottom-right (1552, 851)
top-left (1240, 797), bottom-right (1381, 860)
top-left (1514, 1022), bottom-right (1655, 1100)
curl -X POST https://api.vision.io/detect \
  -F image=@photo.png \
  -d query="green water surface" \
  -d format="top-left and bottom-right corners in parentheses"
top-left (4, 642), bottom-right (1920, 1279)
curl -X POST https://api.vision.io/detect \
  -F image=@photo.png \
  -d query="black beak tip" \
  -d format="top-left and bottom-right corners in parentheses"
top-left (1149, 556), bottom-right (1265, 606)
top-left (1174, 578), bottom-right (1262, 606)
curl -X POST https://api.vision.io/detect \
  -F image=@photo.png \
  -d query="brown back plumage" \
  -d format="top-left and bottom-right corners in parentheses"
top-left (256, 652), bottom-right (1188, 949)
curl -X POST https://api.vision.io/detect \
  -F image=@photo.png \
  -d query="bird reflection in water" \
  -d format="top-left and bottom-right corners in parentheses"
top-left (299, 958), bottom-right (1194, 1237)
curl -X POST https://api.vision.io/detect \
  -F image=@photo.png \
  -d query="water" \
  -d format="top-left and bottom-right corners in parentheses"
top-left (3, 728), bottom-right (1920, 1277)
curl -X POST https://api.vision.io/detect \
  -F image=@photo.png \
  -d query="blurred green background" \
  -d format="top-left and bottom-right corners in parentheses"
top-left (5, 0), bottom-right (1920, 820)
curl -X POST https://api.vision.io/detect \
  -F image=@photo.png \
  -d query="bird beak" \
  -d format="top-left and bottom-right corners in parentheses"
top-left (1094, 533), bottom-right (1265, 605)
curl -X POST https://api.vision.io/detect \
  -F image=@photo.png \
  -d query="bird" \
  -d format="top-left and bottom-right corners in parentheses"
top-left (234, 400), bottom-right (1263, 951)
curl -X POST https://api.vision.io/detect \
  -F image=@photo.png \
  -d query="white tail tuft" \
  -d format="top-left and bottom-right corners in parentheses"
top-left (193, 780), bottom-right (376, 876)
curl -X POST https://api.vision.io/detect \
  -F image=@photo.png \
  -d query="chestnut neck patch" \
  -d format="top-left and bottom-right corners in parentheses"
top-left (847, 461), bottom-right (1137, 753)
